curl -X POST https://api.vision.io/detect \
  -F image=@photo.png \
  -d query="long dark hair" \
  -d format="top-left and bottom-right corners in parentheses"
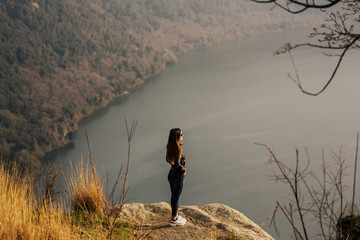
top-left (166, 128), bottom-right (182, 165)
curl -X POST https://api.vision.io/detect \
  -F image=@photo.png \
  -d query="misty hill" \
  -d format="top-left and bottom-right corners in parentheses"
top-left (0, 0), bottom-right (321, 170)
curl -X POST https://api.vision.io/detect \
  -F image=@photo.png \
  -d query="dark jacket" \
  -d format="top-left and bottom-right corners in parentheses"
top-left (168, 143), bottom-right (186, 175)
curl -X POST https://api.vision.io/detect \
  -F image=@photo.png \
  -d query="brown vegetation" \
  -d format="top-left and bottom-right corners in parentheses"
top-left (0, 0), bottom-right (246, 169)
top-left (0, 124), bottom-right (141, 239)
top-left (67, 158), bottom-right (105, 213)
top-left (0, 161), bottom-right (81, 239)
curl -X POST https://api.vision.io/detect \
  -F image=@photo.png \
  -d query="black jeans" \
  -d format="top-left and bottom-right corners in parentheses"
top-left (168, 168), bottom-right (185, 218)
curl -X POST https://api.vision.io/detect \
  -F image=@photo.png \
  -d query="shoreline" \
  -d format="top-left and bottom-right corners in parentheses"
top-left (40, 37), bottom-right (236, 165)
top-left (39, 26), bottom-right (315, 168)
top-left (40, 68), bottom-right (166, 165)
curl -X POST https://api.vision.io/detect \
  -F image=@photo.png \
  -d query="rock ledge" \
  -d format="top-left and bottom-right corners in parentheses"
top-left (119, 202), bottom-right (274, 240)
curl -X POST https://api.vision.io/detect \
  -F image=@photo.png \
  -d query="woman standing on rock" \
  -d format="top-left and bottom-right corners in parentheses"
top-left (166, 128), bottom-right (187, 226)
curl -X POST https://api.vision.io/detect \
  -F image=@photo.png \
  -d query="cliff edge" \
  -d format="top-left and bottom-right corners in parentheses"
top-left (119, 202), bottom-right (274, 240)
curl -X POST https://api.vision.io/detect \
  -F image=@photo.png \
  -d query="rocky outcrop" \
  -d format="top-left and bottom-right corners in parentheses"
top-left (119, 202), bottom-right (274, 240)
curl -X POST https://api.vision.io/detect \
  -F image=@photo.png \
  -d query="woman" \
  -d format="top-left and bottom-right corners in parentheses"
top-left (166, 128), bottom-right (187, 226)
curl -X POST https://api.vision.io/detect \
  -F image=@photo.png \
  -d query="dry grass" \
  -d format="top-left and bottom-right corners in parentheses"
top-left (0, 160), bottom-right (134, 239)
top-left (0, 161), bottom-right (81, 240)
top-left (66, 157), bottom-right (105, 213)
top-left (0, 125), bottom-right (137, 239)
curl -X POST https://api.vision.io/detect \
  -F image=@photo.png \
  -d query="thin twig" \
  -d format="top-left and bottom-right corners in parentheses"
top-left (85, 129), bottom-right (99, 186)
top-left (276, 201), bottom-right (305, 240)
top-left (350, 132), bottom-right (359, 234)
top-left (118, 118), bottom-right (138, 212)
top-left (104, 119), bottom-right (138, 240)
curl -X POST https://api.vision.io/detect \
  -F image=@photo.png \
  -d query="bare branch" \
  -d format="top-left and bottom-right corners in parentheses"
top-left (256, 143), bottom-right (309, 239)
top-left (261, 205), bottom-right (278, 228)
top-left (85, 129), bottom-right (99, 186)
top-left (252, 0), bottom-right (342, 12)
top-left (276, 201), bottom-right (305, 240)
top-left (257, 139), bottom-right (360, 239)
top-left (107, 163), bottom-right (124, 206)
top-left (351, 132), bottom-right (359, 216)
top-left (103, 119), bottom-right (138, 240)
top-left (252, 0), bottom-right (360, 95)
top-left (286, 36), bottom-right (359, 96)
top-left (119, 118), bottom-right (138, 212)
top-left (350, 132), bottom-right (359, 234)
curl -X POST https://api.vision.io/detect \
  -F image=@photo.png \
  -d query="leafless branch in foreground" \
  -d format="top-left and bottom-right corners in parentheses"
top-left (251, 0), bottom-right (360, 96)
top-left (251, 0), bottom-right (342, 14)
top-left (103, 118), bottom-right (138, 240)
top-left (256, 134), bottom-right (359, 239)
top-left (284, 36), bottom-right (359, 96)
top-left (255, 143), bottom-right (309, 239)
top-left (85, 129), bottom-right (101, 193)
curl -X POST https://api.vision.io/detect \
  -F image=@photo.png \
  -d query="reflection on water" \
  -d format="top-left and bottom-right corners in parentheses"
top-left (43, 29), bottom-right (360, 238)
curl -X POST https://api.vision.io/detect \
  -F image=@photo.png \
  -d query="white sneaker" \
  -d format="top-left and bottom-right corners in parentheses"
top-left (169, 215), bottom-right (186, 226)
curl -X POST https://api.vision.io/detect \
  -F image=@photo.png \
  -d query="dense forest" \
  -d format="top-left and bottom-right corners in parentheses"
top-left (0, 0), bottom-right (320, 172)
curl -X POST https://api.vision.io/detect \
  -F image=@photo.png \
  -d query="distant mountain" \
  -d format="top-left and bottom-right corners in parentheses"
top-left (0, 0), bottom-right (321, 171)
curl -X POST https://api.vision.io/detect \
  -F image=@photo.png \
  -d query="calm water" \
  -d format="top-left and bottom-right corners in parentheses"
top-left (44, 29), bottom-right (360, 238)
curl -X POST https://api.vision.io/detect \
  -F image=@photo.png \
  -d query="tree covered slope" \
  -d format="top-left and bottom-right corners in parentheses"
top-left (0, 0), bottom-right (320, 170)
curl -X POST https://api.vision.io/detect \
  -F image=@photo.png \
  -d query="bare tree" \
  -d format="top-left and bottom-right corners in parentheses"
top-left (252, 0), bottom-right (360, 96)
top-left (256, 133), bottom-right (359, 239)
top-left (76, 120), bottom-right (152, 239)
top-left (103, 118), bottom-right (139, 240)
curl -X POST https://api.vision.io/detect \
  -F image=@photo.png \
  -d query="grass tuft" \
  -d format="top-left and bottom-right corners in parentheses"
top-left (67, 157), bottom-right (105, 213)
top-left (0, 161), bottom-right (80, 239)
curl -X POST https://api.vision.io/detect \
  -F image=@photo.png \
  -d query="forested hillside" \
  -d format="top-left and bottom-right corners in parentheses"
top-left (0, 0), bottom-right (320, 171)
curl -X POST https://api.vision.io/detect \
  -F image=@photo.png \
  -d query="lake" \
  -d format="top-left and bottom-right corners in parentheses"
top-left (43, 29), bottom-right (360, 238)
